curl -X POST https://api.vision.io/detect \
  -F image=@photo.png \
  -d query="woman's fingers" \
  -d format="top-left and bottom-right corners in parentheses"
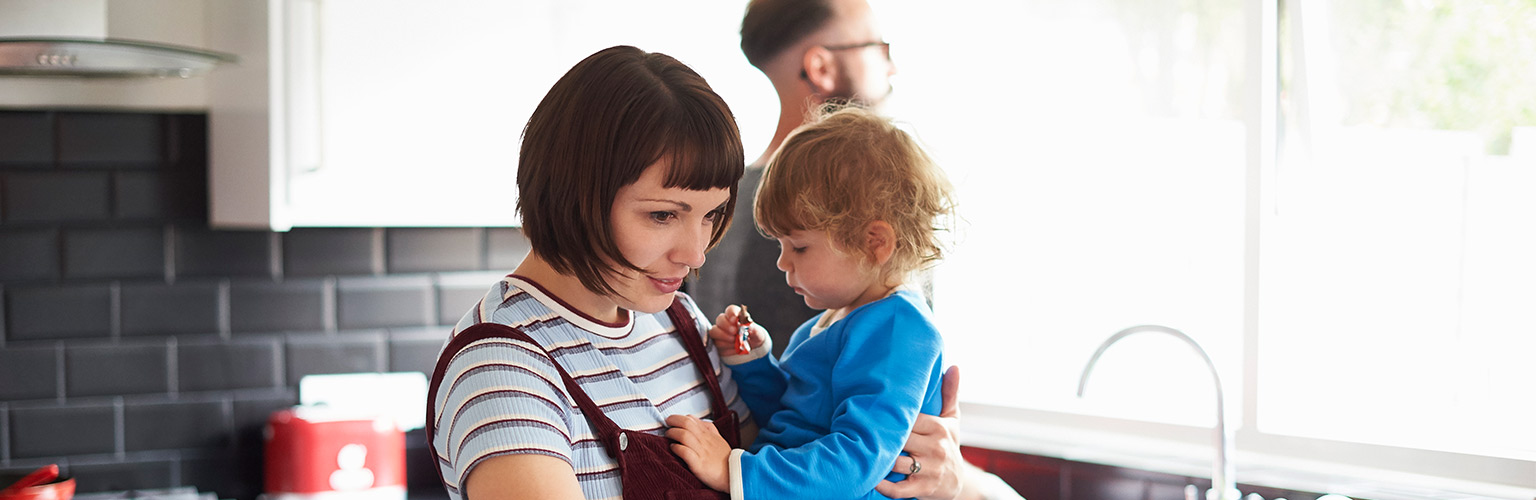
top-left (889, 454), bottom-right (917, 474)
top-left (939, 365), bottom-right (961, 418)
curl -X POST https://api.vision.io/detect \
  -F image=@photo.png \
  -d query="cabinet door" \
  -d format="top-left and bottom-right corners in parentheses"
top-left (288, 0), bottom-right (548, 227)
top-left (209, 0), bottom-right (770, 230)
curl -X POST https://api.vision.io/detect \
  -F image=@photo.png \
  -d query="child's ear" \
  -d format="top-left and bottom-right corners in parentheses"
top-left (864, 221), bottom-right (897, 266)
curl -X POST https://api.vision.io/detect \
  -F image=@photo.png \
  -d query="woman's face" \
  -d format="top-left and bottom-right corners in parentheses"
top-left (607, 161), bottom-right (732, 314)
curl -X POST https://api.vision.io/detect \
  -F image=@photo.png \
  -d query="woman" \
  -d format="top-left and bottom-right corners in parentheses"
top-left (427, 45), bottom-right (966, 500)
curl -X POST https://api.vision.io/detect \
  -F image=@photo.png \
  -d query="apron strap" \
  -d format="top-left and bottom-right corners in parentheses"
top-left (426, 297), bottom-right (741, 467)
top-left (665, 300), bottom-right (738, 428)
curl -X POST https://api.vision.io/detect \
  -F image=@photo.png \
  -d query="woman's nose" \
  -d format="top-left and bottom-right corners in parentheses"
top-left (675, 225), bottom-right (709, 270)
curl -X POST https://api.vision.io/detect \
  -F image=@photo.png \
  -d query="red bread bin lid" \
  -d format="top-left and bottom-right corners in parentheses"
top-left (263, 407), bottom-right (405, 497)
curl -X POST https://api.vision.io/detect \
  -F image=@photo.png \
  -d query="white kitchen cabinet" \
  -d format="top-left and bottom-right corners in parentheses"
top-left (206, 0), bottom-right (772, 230)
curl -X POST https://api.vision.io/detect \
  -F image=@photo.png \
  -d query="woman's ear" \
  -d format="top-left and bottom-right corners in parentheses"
top-left (801, 46), bottom-right (837, 96)
top-left (864, 221), bottom-right (896, 266)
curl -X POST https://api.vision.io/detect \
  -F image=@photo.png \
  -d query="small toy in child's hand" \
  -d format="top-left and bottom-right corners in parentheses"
top-left (735, 306), bottom-right (754, 355)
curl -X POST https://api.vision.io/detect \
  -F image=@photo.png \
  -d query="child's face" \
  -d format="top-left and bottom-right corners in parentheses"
top-left (608, 161), bottom-right (731, 314)
top-left (774, 229), bottom-right (882, 312)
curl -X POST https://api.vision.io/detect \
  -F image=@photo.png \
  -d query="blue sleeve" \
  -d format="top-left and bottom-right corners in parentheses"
top-left (728, 354), bottom-right (787, 421)
top-left (738, 301), bottom-right (944, 499)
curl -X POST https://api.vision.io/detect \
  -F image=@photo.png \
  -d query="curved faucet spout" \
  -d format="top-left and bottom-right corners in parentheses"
top-left (1076, 325), bottom-right (1237, 500)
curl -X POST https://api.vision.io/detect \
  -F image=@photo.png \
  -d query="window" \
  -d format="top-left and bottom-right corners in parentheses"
top-left (883, 0), bottom-right (1536, 492)
top-left (1262, 0), bottom-right (1536, 460)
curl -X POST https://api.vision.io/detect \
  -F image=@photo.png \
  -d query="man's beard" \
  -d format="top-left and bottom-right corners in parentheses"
top-left (825, 75), bottom-right (892, 110)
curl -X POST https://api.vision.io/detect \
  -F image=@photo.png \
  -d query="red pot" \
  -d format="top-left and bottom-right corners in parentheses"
top-left (1, 465), bottom-right (72, 500)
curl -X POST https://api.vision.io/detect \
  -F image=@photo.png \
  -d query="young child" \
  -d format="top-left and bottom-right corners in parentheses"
top-left (666, 105), bottom-right (956, 499)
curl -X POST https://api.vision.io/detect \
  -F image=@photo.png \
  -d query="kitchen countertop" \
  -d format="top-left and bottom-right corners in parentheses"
top-left (960, 407), bottom-right (1536, 500)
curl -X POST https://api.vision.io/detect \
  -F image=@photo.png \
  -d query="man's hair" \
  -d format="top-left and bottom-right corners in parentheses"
top-left (755, 105), bottom-right (955, 281)
top-left (517, 45), bottom-right (745, 297)
top-left (740, 0), bottom-right (836, 70)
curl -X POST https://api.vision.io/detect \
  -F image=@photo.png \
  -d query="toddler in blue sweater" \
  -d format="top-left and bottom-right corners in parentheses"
top-left (667, 105), bottom-right (957, 499)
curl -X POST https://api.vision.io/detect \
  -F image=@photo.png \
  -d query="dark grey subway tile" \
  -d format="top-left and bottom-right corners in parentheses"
top-left (486, 227), bottom-right (531, 271)
top-left (178, 340), bottom-right (280, 392)
top-left (228, 279), bottom-right (328, 333)
top-left (5, 285), bottom-right (112, 341)
top-left (389, 329), bottom-right (446, 377)
top-left (386, 228), bottom-right (482, 273)
top-left (9, 404), bottom-right (116, 458)
top-left (66, 342), bottom-right (171, 397)
top-left (0, 111), bottom-right (53, 166)
top-left (437, 283), bottom-right (487, 326)
top-left (114, 171), bottom-right (205, 221)
top-left (121, 282), bottom-right (221, 336)
top-left (336, 276), bottom-right (433, 330)
top-left (124, 400), bottom-right (230, 451)
top-left (174, 228), bottom-right (274, 278)
top-left (63, 227), bottom-right (165, 280)
top-left (69, 460), bottom-right (176, 493)
top-left (0, 228), bottom-right (60, 282)
top-left (284, 228), bottom-right (380, 276)
top-left (0, 345), bottom-right (60, 400)
top-left (2, 172), bottom-right (111, 223)
top-left (56, 112), bottom-right (164, 167)
top-left (285, 332), bottom-right (385, 383)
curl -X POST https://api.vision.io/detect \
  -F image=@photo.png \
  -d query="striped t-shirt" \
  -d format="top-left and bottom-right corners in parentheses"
top-left (431, 275), bottom-right (750, 500)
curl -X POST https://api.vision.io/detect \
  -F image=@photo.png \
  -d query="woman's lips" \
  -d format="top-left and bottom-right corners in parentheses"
top-left (650, 276), bottom-right (684, 293)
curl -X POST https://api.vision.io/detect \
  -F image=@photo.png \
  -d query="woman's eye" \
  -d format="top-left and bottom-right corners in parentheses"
top-left (703, 209), bottom-right (724, 222)
top-left (650, 211), bottom-right (676, 223)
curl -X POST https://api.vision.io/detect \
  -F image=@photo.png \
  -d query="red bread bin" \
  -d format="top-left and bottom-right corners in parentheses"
top-left (263, 407), bottom-right (406, 500)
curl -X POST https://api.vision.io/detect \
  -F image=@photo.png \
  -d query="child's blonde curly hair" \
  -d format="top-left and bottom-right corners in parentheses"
top-left (755, 105), bottom-right (956, 283)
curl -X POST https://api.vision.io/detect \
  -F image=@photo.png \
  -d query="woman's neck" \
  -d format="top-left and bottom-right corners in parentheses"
top-left (512, 253), bottom-right (626, 324)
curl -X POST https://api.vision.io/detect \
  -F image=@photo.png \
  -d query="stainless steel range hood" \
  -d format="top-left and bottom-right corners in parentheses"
top-left (0, 37), bottom-right (236, 78)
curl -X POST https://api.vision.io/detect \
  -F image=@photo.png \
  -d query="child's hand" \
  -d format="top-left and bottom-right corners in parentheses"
top-left (665, 414), bottom-right (732, 492)
top-left (707, 305), bottom-right (767, 355)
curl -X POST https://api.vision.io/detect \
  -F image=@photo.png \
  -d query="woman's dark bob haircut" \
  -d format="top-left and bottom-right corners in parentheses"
top-left (517, 45), bottom-right (745, 297)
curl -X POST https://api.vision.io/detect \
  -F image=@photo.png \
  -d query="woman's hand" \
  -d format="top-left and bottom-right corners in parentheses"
top-left (708, 305), bottom-right (768, 355)
top-left (666, 414), bottom-right (734, 492)
top-left (875, 365), bottom-right (965, 500)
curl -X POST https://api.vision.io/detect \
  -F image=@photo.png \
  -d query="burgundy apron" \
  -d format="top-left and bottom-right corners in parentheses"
top-left (427, 298), bottom-right (741, 500)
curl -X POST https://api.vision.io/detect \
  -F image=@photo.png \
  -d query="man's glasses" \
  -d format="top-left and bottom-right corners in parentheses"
top-left (822, 40), bottom-right (891, 61)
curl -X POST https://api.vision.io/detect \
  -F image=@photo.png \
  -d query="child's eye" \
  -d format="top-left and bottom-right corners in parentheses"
top-left (791, 246), bottom-right (808, 254)
top-left (650, 211), bottom-right (677, 223)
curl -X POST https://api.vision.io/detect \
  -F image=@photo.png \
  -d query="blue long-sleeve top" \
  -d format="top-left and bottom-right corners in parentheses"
top-left (724, 290), bottom-right (946, 500)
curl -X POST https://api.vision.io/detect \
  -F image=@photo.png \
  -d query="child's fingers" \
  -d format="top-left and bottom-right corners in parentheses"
top-left (748, 324), bottom-right (770, 348)
top-left (670, 443), bottom-right (699, 464)
top-left (712, 307), bottom-right (738, 329)
top-left (665, 426), bottom-right (698, 450)
top-left (664, 414), bottom-right (705, 447)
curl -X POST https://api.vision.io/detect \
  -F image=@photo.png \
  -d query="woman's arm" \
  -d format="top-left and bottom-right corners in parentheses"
top-left (465, 454), bottom-right (585, 500)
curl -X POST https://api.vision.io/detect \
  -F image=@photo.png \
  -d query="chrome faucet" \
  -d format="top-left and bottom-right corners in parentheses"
top-left (1077, 325), bottom-right (1238, 500)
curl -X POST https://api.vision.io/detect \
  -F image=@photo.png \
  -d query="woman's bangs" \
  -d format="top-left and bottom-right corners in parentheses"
top-left (657, 100), bottom-right (744, 192)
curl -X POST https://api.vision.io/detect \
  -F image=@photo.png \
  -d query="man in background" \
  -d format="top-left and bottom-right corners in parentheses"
top-left (695, 0), bottom-right (897, 356)
top-left (693, 1), bottom-right (1025, 499)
